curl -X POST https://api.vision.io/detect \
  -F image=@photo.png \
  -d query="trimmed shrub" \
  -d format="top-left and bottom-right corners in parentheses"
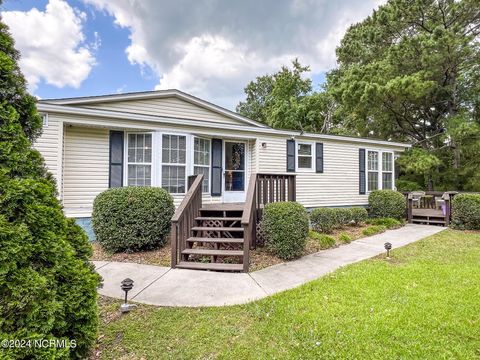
top-left (362, 225), bottom-right (387, 236)
top-left (451, 194), bottom-right (480, 230)
top-left (310, 208), bottom-right (338, 233)
top-left (309, 230), bottom-right (336, 249)
top-left (366, 217), bottom-right (402, 229)
top-left (368, 190), bottom-right (406, 220)
top-left (334, 208), bottom-right (351, 226)
top-left (339, 233), bottom-right (352, 243)
top-left (263, 202), bottom-right (309, 259)
top-left (350, 207), bottom-right (368, 225)
top-left (92, 187), bottom-right (175, 253)
top-left (311, 207), bottom-right (368, 232)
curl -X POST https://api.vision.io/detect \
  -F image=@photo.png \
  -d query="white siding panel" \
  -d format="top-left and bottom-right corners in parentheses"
top-left (80, 97), bottom-right (246, 126)
top-left (63, 126), bottom-right (109, 216)
top-left (33, 115), bottom-right (62, 188)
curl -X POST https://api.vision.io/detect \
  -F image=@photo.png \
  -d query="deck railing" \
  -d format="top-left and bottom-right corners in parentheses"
top-left (171, 174), bottom-right (203, 268)
top-left (242, 173), bottom-right (296, 267)
top-left (406, 191), bottom-right (457, 225)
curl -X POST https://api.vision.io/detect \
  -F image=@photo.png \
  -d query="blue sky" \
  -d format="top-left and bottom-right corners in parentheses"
top-left (1, 0), bottom-right (381, 109)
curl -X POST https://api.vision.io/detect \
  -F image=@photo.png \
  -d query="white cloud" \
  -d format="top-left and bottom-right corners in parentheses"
top-left (86, 0), bottom-right (386, 109)
top-left (2, 0), bottom-right (96, 92)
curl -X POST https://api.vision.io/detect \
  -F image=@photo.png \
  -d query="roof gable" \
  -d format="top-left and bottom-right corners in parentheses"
top-left (40, 89), bottom-right (266, 128)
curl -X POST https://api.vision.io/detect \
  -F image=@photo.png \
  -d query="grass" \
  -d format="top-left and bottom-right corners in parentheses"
top-left (93, 230), bottom-right (480, 359)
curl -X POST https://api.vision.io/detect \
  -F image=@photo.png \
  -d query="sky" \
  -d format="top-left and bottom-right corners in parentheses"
top-left (1, 0), bottom-right (385, 110)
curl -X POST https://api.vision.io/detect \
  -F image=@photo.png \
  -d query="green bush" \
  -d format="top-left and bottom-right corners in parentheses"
top-left (368, 190), bottom-right (406, 220)
top-left (349, 207), bottom-right (368, 225)
top-left (93, 187), bottom-right (175, 253)
top-left (263, 202), bottom-right (309, 259)
top-left (334, 208), bottom-right (351, 226)
top-left (309, 230), bottom-right (337, 249)
top-left (366, 217), bottom-right (402, 229)
top-left (396, 179), bottom-right (422, 192)
top-left (0, 22), bottom-right (100, 359)
top-left (362, 225), bottom-right (387, 236)
top-left (311, 207), bottom-right (368, 233)
top-left (451, 194), bottom-right (480, 230)
top-left (310, 208), bottom-right (338, 233)
top-left (339, 233), bottom-right (352, 243)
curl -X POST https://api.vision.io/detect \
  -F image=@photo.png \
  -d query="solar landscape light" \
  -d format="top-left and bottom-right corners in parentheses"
top-left (120, 278), bottom-right (136, 313)
top-left (384, 242), bottom-right (392, 258)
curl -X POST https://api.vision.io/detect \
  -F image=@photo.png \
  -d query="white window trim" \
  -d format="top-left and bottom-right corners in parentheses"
top-left (160, 132), bottom-right (190, 195)
top-left (124, 132), bottom-right (155, 187)
top-left (41, 113), bottom-right (48, 127)
top-left (193, 136), bottom-right (211, 194)
top-left (381, 151), bottom-right (394, 190)
top-left (366, 149), bottom-right (395, 193)
top-left (295, 141), bottom-right (315, 172)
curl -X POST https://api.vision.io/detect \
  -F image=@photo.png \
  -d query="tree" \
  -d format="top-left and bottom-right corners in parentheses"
top-left (237, 59), bottom-right (339, 132)
top-left (328, 0), bottom-right (480, 190)
top-left (0, 15), bottom-right (100, 360)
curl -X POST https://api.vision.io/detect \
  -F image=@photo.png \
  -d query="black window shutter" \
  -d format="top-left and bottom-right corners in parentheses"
top-left (316, 142), bottom-right (324, 173)
top-left (211, 139), bottom-right (223, 196)
top-left (359, 148), bottom-right (366, 194)
top-left (286, 139), bottom-right (295, 172)
top-left (109, 130), bottom-right (124, 188)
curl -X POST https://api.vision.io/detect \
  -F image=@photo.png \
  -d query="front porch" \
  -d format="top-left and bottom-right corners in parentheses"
top-left (171, 173), bottom-right (296, 272)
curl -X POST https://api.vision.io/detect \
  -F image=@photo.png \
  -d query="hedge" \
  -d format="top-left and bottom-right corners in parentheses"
top-left (451, 194), bottom-right (480, 230)
top-left (262, 202), bottom-right (309, 259)
top-left (92, 186), bottom-right (175, 253)
top-left (310, 207), bottom-right (368, 233)
top-left (368, 190), bottom-right (406, 220)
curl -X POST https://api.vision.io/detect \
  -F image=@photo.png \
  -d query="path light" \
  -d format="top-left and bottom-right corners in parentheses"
top-left (120, 278), bottom-right (135, 313)
top-left (384, 242), bottom-right (392, 258)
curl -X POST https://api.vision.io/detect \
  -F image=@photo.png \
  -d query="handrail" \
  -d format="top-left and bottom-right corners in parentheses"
top-left (171, 174), bottom-right (203, 267)
top-left (242, 173), bottom-right (296, 271)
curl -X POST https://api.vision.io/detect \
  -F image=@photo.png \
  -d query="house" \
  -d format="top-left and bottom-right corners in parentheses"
top-left (34, 89), bottom-right (410, 270)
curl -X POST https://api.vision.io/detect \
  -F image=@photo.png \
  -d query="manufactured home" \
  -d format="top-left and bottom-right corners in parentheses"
top-left (35, 89), bottom-right (410, 270)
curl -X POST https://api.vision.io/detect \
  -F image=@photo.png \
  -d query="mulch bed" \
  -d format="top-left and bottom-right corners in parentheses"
top-left (91, 223), bottom-right (392, 271)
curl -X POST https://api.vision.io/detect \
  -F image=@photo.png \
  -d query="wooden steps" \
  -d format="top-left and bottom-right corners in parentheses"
top-left (177, 203), bottom-right (246, 272)
top-left (187, 237), bottom-right (244, 244)
top-left (182, 248), bottom-right (243, 256)
top-left (176, 261), bottom-right (244, 271)
top-left (191, 226), bottom-right (244, 232)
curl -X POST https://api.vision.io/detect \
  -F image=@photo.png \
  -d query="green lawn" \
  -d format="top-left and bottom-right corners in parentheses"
top-left (94, 230), bottom-right (480, 359)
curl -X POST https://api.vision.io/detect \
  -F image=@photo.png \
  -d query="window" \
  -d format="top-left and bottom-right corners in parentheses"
top-left (367, 150), bottom-right (394, 192)
top-left (162, 134), bottom-right (187, 193)
top-left (41, 113), bottom-right (48, 127)
top-left (193, 137), bottom-right (210, 193)
top-left (367, 150), bottom-right (379, 191)
top-left (382, 152), bottom-right (393, 189)
top-left (297, 142), bottom-right (313, 170)
top-left (127, 133), bottom-right (152, 186)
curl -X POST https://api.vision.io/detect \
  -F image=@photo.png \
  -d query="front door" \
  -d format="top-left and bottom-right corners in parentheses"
top-left (223, 141), bottom-right (246, 202)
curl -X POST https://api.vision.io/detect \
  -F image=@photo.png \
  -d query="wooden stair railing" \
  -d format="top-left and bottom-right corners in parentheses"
top-left (171, 174), bottom-right (204, 268)
top-left (242, 173), bottom-right (296, 271)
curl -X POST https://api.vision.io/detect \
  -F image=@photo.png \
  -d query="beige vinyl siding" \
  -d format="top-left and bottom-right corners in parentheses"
top-left (79, 97), bottom-right (246, 126)
top-left (33, 114), bottom-right (63, 188)
top-left (42, 112), bottom-right (406, 217)
top-left (63, 126), bottom-right (109, 217)
top-left (255, 135), bottom-right (400, 208)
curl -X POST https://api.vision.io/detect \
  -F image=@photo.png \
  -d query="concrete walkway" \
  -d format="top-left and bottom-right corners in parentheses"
top-left (94, 224), bottom-right (445, 307)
